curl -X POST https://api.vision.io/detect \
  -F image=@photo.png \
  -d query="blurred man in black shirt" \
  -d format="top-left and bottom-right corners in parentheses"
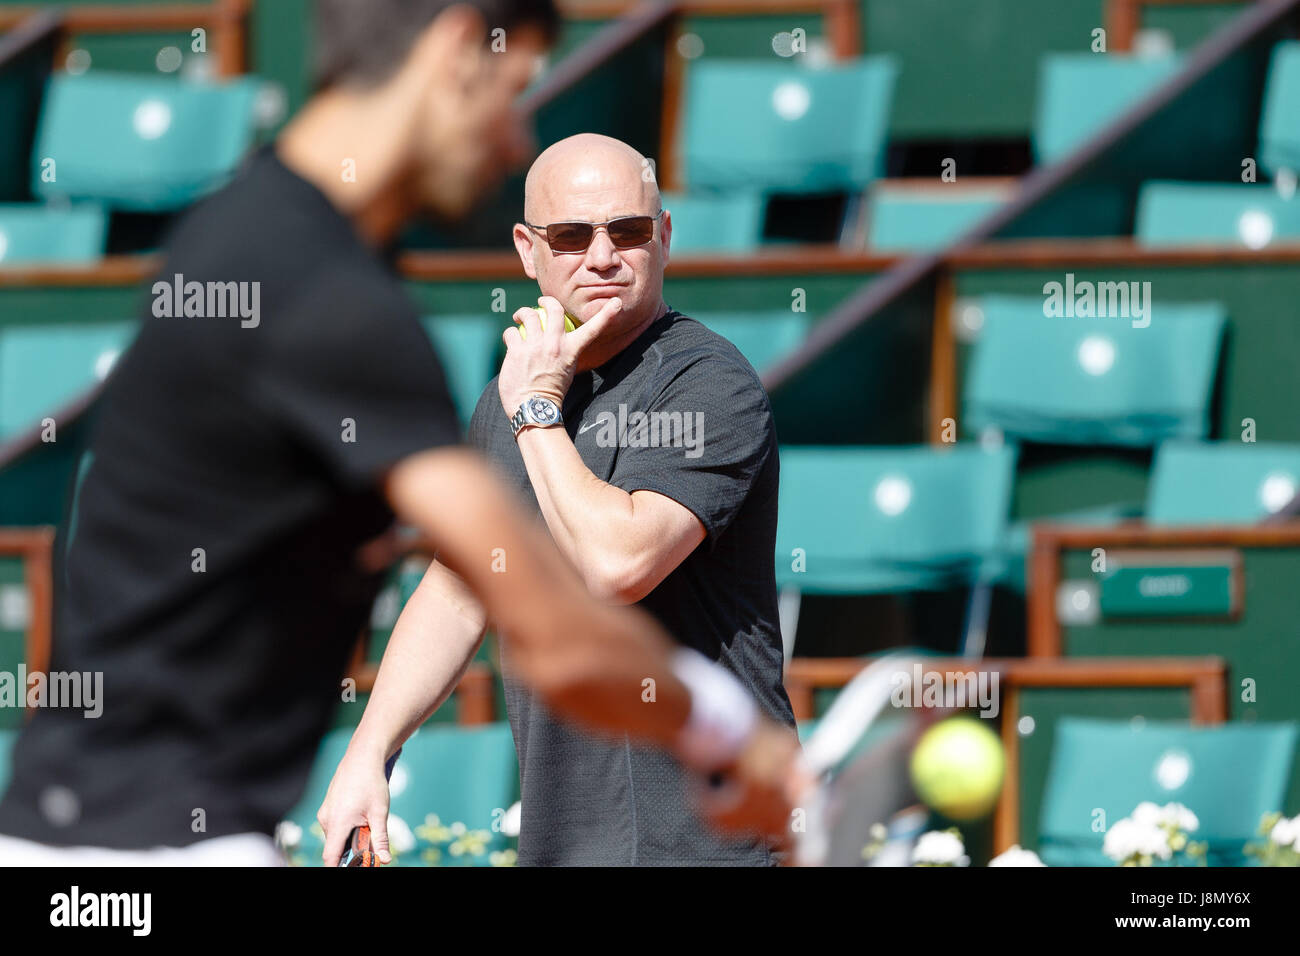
top-left (0, 0), bottom-right (801, 864)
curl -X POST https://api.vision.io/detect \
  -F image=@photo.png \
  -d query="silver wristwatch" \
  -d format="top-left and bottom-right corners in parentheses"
top-left (509, 395), bottom-right (564, 437)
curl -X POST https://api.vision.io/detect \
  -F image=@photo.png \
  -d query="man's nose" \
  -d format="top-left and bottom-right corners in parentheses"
top-left (584, 227), bottom-right (620, 269)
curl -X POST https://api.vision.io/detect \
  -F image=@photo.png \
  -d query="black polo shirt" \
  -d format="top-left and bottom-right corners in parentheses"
top-left (0, 148), bottom-right (461, 848)
top-left (470, 309), bottom-right (796, 866)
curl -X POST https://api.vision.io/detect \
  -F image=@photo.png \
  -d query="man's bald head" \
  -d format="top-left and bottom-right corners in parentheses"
top-left (524, 133), bottom-right (660, 224)
top-left (512, 133), bottom-right (671, 367)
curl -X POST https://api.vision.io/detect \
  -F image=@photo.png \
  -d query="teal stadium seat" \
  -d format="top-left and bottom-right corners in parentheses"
top-left (280, 723), bottom-right (519, 867)
top-left (661, 190), bottom-right (766, 254)
top-left (1033, 54), bottom-right (1182, 164)
top-left (421, 315), bottom-right (502, 428)
top-left (775, 444), bottom-right (1016, 594)
top-left (867, 186), bottom-right (1006, 251)
top-left (0, 322), bottom-right (137, 440)
top-left (1147, 440), bottom-right (1300, 524)
top-left (1259, 41), bottom-right (1300, 178)
top-left (32, 72), bottom-right (261, 211)
top-left (1038, 717), bottom-right (1297, 866)
top-left (682, 57), bottom-right (897, 193)
top-left (0, 203), bottom-right (107, 266)
top-left (1136, 181), bottom-right (1300, 247)
top-left (692, 311), bottom-right (810, 373)
top-left (963, 295), bottom-right (1226, 447)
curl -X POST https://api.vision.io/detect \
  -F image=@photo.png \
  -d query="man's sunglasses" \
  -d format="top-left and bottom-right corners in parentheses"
top-left (523, 211), bottom-right (663, 253)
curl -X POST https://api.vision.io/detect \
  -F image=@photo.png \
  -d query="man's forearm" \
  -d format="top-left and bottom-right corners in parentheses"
top-left (509, 429), bottom-right (631, 587)
top-left (349, 559), bottom-right (488, 761)
top-left (385, 447), bottom-right (691, 748)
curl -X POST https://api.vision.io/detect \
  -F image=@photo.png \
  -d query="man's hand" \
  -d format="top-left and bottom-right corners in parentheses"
top-left (318, 743), bottom-right (394, 867)
top-left (693, 720), bottom-right (812, 851)
top-left (498, 295), bottom-right (622, 414)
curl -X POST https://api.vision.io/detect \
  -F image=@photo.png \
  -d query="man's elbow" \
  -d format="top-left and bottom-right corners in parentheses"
top-left (585, 552), bottom-right (659, 606)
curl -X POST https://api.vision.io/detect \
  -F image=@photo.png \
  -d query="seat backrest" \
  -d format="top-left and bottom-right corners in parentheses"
top-left (1136, 181), bottom-right (1300, 247)
top-left (1038, 717), bottom-right (1297, 865)
top-left (691, 311), bottom-right (811, 373)
top-left (0, 321), bottom-right (136, 440)
top-left (661, 190), bottom-right (766, 254)
top-left (421, 315), bottom-right (502, 428)
top-left (963, 295), bottom-right (1226, 447)
top-left (0, 203), bottom-right (107, 266)
top-left (1034, 53), bottom-right (1182, 165)
top-left (1147, 440), bottom-right (1300, 524)
top-left (1259, 41), bottom-right (1300, 178)
top-left (32, 72), bottom-right (260, 211)
top-left (775, 444), bottom-right (1016, 593)
top-left (683, 57), bottom-right (897, 193)
top-left (867, 187), bottom-right (1006, 251)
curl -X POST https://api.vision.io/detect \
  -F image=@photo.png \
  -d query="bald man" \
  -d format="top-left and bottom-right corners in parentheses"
top-left (319, 133), bottom-right (798, 866)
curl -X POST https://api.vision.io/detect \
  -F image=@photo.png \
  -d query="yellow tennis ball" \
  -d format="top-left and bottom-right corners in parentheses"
top-left (909, 717), bottom-right (1005, 821)
top-left (518, 298), bottom-right (579, 340)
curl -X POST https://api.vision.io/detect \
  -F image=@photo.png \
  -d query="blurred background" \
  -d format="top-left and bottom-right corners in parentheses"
top-left (1, 0), bottom-right (1299, 867)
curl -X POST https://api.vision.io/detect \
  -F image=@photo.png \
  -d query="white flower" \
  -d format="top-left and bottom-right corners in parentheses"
top-left (1103, 818), bottom-right (1171, 862)
top-left (387, 814), bottom-right (416, 854)
top-left (988, 844), bottom-right (1045, 867)
top-left (1162, 802), bottom-right (1198, 833)
top-left (1132, 802), bottom-right (1162, 826)
top-left (1269, 815), bottom-right (1298, 848)
top-left (912, 830), bottom-right (969, 866)
top-left (274, 820), bottom-right (302, 849)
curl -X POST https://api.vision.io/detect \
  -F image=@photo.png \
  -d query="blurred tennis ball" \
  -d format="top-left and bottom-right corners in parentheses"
top-left (909, 716), bottom-right (1005, 821)
top-left (518, 297), bottom-right (579, 340)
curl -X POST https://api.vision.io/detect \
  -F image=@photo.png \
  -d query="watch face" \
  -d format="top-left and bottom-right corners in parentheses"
top-left (527, 397), bottom-right (560, 425)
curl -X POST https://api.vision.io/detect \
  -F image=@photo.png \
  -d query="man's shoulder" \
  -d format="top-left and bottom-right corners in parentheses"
top-left (645, 312), bottom-right (773, 412)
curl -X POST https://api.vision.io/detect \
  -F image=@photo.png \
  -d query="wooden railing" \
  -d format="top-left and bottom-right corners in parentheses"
top-left (0, 0), bottom-right (251, 76)
top-left (1027, 520), bottom-right (1300, 657)
top-left (0, 527), bottom-right (55, 688)
top-left (783, 654), bottom-right (1228, 852)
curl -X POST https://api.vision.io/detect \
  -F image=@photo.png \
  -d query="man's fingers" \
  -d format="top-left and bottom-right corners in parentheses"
top-left (569, 296), bottom-right (623, 352)
top-left (537, 296), bottom-right (566, 343)
top-left (320, 813), bottom-right (352, 867)
top-left (513, 304), bottom-right (543, 341)
top-left (368, 807), bottom-right (393, 865)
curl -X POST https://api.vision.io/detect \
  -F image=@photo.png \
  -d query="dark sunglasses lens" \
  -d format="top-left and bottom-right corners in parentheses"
top-left (608, 216), bottom-right (655, 247)
top-left (547, 222), bottom-right (594, 252)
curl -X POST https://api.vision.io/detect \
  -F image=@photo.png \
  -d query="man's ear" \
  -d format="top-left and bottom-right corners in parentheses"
top-left (512, 223), bottom-right (539, 279)
top-left (660, 209), bottom-right (672, 265)
top-left (406, 3), bottom-right (488, 88)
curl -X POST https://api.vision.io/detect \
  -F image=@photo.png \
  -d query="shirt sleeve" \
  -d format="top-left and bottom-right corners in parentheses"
top-left (253, 271), bottom-right (463, 488)
top-left (607, 354), bottom-right (776, 547)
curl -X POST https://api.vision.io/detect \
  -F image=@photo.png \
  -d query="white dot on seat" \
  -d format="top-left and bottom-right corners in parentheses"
top-left (1259, 471), bottom-right (1297, 513)
top-left (874, 475), bottom-right (912, 516)
top-left (1154, 750), bottom-right (1192, 790)
top-left (771, 81), bottom-right (811, 121)
top-left (133, 99), bottom-right (172, 140)
top-left (1238, 208), bottom-right (1274, 250)
top-left (1078, 335), bottom-right (1116, 376)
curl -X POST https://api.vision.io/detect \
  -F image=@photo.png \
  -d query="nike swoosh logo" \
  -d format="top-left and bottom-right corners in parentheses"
top-left (577, 420), bottom-right (602, 435)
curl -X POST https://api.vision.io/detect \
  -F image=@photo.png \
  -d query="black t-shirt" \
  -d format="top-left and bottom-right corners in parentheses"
top-left (0, 148), bottom-right (461, 848)
top-left (470, 310), bottom-right (796, 866)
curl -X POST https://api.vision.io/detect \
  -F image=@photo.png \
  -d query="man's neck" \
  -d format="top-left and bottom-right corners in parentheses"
top-left (275, 93), bottom-right (415, 248)
top-left (579, 300), bottom-right (671, 372)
